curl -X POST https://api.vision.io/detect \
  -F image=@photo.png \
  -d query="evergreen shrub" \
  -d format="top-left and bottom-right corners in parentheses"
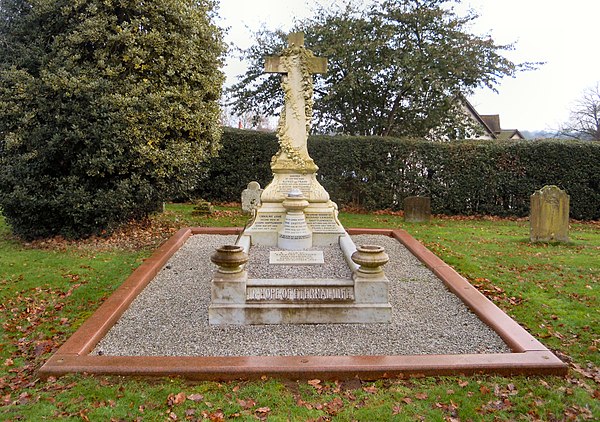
top-left (0, 0), bottom-right (225, 239)
top-left (196, 129), bottom-right (600, 220)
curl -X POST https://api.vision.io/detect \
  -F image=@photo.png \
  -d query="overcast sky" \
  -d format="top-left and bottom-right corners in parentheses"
top-left (218, 0), bottom-right (600, 132)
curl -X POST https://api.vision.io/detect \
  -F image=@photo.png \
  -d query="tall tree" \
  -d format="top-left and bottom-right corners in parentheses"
top-left (0, 0), bottom-right (226, 239)
top-left (228, 0), bottom-right (535, 138)
top-left (559, 83), bottom-right (600, 142)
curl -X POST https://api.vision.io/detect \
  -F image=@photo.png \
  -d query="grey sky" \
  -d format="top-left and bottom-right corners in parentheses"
top-left (218, 0), bottom-right (600, 131)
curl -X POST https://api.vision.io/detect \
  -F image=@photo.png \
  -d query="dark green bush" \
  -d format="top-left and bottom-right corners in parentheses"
top-left (195, 129), bottom-right (279, 201)
top-left (0, 0), bottom-right (225, 239)
top-left (197, 129), bottom-right (600, 220)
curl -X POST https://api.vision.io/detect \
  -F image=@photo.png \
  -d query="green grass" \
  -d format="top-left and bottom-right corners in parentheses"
top-left (1, 206), bottom-right (598, 421)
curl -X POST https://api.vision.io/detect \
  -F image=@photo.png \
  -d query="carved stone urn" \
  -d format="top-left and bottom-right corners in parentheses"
top-left (210, 245), bottom-right (249, 274)
top-left (351, 245), bottom-right (389, 275)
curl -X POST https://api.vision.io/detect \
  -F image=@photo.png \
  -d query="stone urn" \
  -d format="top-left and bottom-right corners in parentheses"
top-left (210, 245), bottom-right (249, 274)
top-left (351, 245), bottom-right (389, 275)
top-left (281, 188), bottom-right (310, 211)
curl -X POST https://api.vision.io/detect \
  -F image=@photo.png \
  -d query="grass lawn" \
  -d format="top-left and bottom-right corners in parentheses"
top-left (1, 205), bottom-right (598, 421)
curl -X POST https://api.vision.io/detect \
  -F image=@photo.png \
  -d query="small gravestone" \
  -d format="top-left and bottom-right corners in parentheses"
top-left (191, 199), bottom-right (213, 215)
top-left (404, 196), bottom-right (431, 222)
top-left (530, 185), bottom-right (569, 242)
top-left (241, 181), bottom-right (263, 214)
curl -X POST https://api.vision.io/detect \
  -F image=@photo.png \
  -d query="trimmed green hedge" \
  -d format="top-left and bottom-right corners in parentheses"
top-left (195, 129), bottom-right (600, 220)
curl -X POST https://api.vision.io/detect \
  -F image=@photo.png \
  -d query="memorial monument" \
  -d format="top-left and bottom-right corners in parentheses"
top-left (209, 33), bottom-right (391, 325)
top-left (239, 32), bottom-right (346, 247)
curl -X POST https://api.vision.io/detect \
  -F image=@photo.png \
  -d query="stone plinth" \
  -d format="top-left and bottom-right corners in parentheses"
top-left (404, 196), bottom-right (431, 222)
top-left (210, 245), bottom-right (249, 306)
top-left (242, 174), bottom-right (345, 247)
top-left (208, 241), bottom-right (392, 325)
top-left (278, 190), bottom-right (312, 250)
top-left (530, 185), bottom-right (569, 242)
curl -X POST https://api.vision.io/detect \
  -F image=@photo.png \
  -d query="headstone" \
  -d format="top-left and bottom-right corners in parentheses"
top-left (241, 181), bottom-right (263, 214)
top-left (191, 199), bottom-right (213, 215)
top-left (530, 185), bottom-right (569, 242)
top-left (404, 196), bottom-right (431, 222)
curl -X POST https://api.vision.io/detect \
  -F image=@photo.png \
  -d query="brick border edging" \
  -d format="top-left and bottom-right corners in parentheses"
top-left (39, 227), bottom-right (567, 380)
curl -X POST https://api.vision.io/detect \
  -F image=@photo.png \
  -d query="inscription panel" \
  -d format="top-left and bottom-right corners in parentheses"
top-left (247, 286), bottom-right (354, 302)
top-left (305, 212), bottom-right (341, 233)
top-left (277, 174), bottom-right (312, 197)
top-left (269, 250), bottom-right (324, 265)
top-left (251, 213), bottom-right (284, 231)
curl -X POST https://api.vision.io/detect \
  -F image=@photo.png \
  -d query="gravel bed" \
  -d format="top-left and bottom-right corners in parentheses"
top-left (246, 244), bottom-right (352, 279)
top-left (94, 234), bottom-right (510, 356)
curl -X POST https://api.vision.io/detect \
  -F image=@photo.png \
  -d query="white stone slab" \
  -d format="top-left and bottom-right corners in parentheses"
top-left (269, 250), bottom-right (324, 265)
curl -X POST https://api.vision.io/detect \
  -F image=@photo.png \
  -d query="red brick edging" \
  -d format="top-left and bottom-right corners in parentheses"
top-left (39, 227), bottom-right (567, 380)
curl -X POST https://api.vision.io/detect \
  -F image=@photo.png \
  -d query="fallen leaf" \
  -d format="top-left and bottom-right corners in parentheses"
top-left (237, 398), bottom-right (256, 409)
top-left (363, 385), bottom-right (378, 394)
top-left (458, 380), bottom-right (469, 387)
top-left (402, 397), bottom-right (412, 404)
top-left (415, 392), bottom-right (428, 400)
top-left (308, 379), bottom-right (321, 388)
top-left (187, 393), bottom-right (204, 402)
top-left (255, 406), bottom-right (271, 420)
top-left (324, 397), bottom-right (344, 415)
top-left (167, 392), bottom-right (187, 407)
top-left (206, 409), bottom-right (225, 422)
top-left (296, 398), bottom-right (313, 410)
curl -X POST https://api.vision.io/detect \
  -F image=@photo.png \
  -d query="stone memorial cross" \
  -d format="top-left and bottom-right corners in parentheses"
top-left (265, 33), bottom-right (327, 173)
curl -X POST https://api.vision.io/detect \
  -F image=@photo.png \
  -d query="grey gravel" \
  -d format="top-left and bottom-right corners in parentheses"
top-left (247, 244), bottom-right (353, 279)
top-left (94, 234), bottom-right (510, 356)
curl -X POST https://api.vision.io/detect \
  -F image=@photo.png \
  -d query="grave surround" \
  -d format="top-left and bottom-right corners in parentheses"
top-left (39, 227), bottom-right (567, 380)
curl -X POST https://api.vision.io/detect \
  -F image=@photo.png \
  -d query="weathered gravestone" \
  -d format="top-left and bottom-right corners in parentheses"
top-left (404, 196), bottom-right (431, 223)
top-left (241, 181), bottom-right (263, 214)
top-left (530, 185), bottom-right (569, 242)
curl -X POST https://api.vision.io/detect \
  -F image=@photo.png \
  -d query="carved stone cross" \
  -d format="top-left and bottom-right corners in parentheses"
top-left (264, 33), bottom-right (327, 172)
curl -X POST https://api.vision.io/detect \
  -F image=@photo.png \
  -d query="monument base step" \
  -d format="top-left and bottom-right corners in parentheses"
top-left (208, 303), bottom-right (391, 325)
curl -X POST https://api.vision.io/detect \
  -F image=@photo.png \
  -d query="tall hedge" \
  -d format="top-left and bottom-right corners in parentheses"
top-left (196, 129), bottom-right (600, 220)
top-left (0, 0), bottom-right (225, 239)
